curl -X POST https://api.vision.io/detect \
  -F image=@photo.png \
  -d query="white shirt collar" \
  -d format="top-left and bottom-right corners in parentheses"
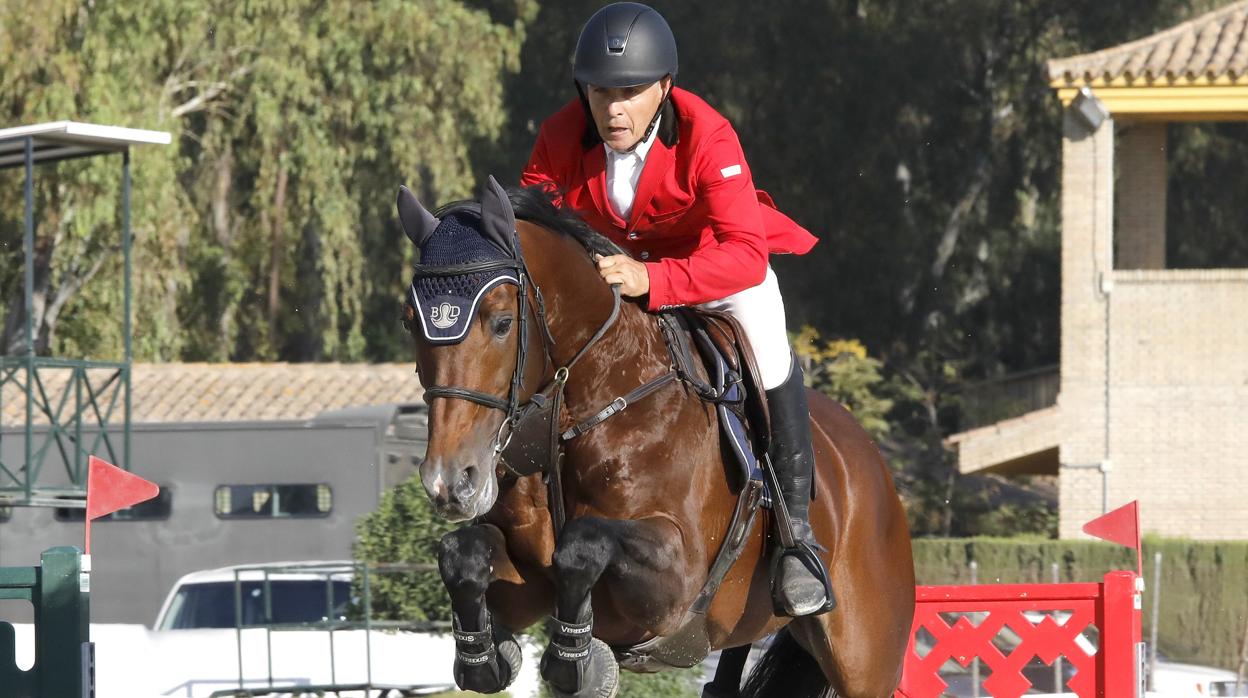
top-left (604, 114), bottom-right (661, 161)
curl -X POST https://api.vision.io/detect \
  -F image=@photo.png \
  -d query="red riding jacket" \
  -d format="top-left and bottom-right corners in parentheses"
top-left (520, 87), bottom-right (817, 310)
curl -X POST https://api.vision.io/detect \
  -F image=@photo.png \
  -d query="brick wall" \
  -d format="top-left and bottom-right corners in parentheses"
top-left (1059, 111), bottom-right (1248, 540)
top-left (1059, 110), bottom-right (1114, 538)
top-left (1115, 122), bottom-right (1167, 270)
top-left (1103, 269), bottom-right (1248, 538)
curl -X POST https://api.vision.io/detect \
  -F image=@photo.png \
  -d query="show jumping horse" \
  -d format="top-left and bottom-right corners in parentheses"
top-left (399, 177), bottom-right (915, 698)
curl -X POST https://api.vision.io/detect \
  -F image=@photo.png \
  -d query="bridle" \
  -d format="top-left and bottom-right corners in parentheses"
top-left (410, 240), bottom-right (622, 475)
top-left (409, 218), bottom-right (684, 536)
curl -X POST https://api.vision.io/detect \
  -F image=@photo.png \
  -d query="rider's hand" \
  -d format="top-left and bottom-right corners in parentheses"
top-left (595, 254), bottom-right (650, 298)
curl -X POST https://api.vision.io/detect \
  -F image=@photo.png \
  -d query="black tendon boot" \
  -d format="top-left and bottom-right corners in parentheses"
top-left (766, 358), bottom-right (836, 617)
top-left (451, 608), bottom-right (522, 693)
top-left (539, 607), bottom-right (620, 698)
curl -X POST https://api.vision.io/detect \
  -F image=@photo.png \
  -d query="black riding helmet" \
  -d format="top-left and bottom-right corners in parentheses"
top-left (573, 3), bottom-right (679, 150)
top-left (573, 2), bottom-right (678, 89)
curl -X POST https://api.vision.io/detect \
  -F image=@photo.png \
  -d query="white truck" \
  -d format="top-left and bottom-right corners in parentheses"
top-left (143, 561), bottom-right (462, 697)
top-left (10, 560), bottom-right (547, 697)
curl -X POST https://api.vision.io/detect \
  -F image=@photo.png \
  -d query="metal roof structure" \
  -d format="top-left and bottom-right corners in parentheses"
top-left (0, 121), bottom-right (170, 506)
top-left (0, 121), bottom-right (171, 169)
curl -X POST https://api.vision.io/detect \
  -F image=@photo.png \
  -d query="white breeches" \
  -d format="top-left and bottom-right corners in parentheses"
top-left (697, 265), bottom-right (794, 391)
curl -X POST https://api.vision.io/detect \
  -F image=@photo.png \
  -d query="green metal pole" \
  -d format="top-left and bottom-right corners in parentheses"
top-left (122, 149), bottom-right (132, 474)
top-left (75, 368), bottom-right (82, 485)
top-left (23, 137), bottom-right (34, 503)
top-left (36, 547), bottom-right (89, 697)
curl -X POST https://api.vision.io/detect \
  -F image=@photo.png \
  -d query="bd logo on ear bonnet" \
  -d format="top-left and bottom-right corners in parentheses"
top-left (431, 302), bottom-right (462, 330)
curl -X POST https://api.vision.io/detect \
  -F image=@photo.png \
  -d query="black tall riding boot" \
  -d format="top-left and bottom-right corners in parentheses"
top-left (766, 358), bottom-right (835, 617)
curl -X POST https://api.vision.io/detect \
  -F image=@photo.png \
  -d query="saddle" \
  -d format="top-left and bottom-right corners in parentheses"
top-left (660, 308), bottom-right (773, 500)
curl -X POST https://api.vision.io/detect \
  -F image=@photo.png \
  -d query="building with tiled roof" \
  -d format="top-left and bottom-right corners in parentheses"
top-left (1048, 0), bottom-right (1248, 117)
top-left (950, 2), bottom-right (1248, 540)
top-left (1, 362), bottom-right (422, 426)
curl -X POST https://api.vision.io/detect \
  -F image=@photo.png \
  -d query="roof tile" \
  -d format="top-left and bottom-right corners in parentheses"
top-left (1049, 1), bottom-right (1248, 85)
top-left (1, 362), bottom-right (422, 425)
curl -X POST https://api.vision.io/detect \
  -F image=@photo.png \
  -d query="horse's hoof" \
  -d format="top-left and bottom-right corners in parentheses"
top-left (543, 637), bottom-right (619, 698)
top-left (453, 629), bottom-right (522, 694)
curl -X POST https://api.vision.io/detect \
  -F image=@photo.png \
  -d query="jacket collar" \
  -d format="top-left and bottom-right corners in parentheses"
top-left (580, 144), bottom-right (615, 226)
top-left (627, 136), bottom-right (674, 230)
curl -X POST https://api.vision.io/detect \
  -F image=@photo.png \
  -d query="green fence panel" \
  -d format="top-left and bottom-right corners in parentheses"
top-left (0, 546), bottom-right (91, 697)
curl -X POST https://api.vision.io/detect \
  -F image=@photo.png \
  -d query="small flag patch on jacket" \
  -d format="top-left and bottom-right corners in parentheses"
top-left (720, 164), bottom-right (742, 179)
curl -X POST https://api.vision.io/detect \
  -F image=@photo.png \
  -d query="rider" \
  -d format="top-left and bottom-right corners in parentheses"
top-left (520, 2), bottom-right (832, 617)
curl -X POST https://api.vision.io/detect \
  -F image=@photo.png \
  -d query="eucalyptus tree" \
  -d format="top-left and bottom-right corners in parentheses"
top-left (0, 0), bottom-right (536, 361)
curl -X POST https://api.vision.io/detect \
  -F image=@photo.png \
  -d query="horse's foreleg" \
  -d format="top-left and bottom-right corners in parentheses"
top-left (540, 515), bottom-right (689, 698)
top-left (438, 524), bottom-right (525, 694)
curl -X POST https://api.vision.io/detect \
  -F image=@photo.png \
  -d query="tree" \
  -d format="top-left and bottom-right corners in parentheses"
top-left (0, 0), bottom-right (538, 362)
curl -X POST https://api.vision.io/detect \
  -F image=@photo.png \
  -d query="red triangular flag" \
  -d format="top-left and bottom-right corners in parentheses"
top-left (85, 456), bottom-right (159, 554)
top-left (1082, 500), bottom-right (1141, 574)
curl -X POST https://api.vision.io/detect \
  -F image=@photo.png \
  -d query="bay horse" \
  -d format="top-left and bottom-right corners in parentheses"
top-left (399, 177), bottom-right (915, 698)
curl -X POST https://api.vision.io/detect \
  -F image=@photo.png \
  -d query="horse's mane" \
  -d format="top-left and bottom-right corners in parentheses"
top-left (434, 185), bottom-right (627, 258)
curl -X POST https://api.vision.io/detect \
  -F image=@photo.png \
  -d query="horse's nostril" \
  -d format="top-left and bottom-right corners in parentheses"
top-left (453, 466), bottom-right (478, 501)
top-left (423, 469), bottom-right (449, 506)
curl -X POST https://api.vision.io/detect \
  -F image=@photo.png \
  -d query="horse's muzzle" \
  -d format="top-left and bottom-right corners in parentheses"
top-left (423, 459), bottom-right (494, 522)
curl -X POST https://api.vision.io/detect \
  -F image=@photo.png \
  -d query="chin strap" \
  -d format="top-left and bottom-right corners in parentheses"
top-left (625, 89), bottom-right (668, 153)
top-left (576, 81), bottom-right (671, 153)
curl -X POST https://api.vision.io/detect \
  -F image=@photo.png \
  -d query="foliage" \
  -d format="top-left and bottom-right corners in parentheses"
top-left (614, 669), bottom-right (703, 698)
top-left (791, 326), bottom-right (892, 441)
top-left (1166, 122), bottom-right (1248, 268)
top-left (971, 501), bottom-right (1059, 539)
top-left (353, 475), bottom-right (457, 623)
top-left (0, 0), bottom-right (538, 362)
top-left (536, 666), bottom-right (703, 698)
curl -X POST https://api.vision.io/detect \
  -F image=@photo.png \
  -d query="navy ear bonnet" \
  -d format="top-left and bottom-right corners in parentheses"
top-left (409, 210), bottom-right (519, 343)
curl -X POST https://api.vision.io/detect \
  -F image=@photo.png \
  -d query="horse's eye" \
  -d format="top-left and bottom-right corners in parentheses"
top-left (493, 316), bottom-right (513, 337)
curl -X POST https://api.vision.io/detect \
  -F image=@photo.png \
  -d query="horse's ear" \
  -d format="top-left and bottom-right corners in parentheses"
top-left (479, 175), bottom-right (517, 254)
top-left (397, 185), bottom-right (439, 247)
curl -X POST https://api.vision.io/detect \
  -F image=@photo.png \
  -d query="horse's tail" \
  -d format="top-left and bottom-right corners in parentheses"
top-left (739, 628), bottom-right (832, 698)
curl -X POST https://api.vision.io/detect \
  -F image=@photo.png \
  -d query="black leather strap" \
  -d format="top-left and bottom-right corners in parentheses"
top-left (423, 386), bottom-right (510, 411)
top-left (412, 259), bottom-right (521, 277)
top-left (561, 371), bottom-right (677, 441)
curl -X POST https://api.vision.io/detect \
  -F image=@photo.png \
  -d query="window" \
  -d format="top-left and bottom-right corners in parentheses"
top-left (160, 579), bottom-right (352, 630)
top-left (214, 484), bottom-right (332, 519)
top-left (54, 487), bottom-right (173, 522)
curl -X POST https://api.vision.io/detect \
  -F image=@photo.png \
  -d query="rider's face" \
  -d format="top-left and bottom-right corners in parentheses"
top-left (585, 77), bottom-right (671, 152)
